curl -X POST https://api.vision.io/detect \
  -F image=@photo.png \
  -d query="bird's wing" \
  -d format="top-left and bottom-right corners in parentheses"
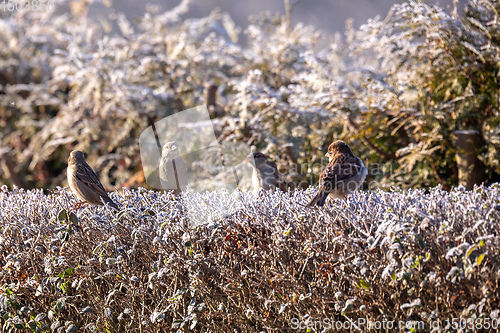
top-left (160, 157), bottom-right (189, 189)
top-left (262, 161), bottom-right (279, 177)
top-left (260, 161), bottom-right (280, 185)
top-left (174, 157), bottom-right (189, 188)
top-left (74, 163), bottom-right (110, 198)
top-left (319, 154), bottom-right (362, 191)
top-left (178, 157), bottom-right (188, 174)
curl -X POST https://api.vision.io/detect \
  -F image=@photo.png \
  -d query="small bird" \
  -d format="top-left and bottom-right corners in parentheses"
top-left (244, 152), bottom-right (282, 192)
top-left (307, 140), bottom-right (367, 207)
top-left (67, 150), bottom-right (119, 210)
top-left (159, 141), bottom-right (189, 195)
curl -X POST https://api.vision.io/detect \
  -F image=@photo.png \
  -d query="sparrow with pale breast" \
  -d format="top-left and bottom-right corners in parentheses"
top-left (307, 140), bottom-right (367, 207)
top-left (159, 141), bottom-right (189, 195)
top-left (244, 152), bottom-right (283, 192)
top-left (67, 150), bottom-right (119, 210)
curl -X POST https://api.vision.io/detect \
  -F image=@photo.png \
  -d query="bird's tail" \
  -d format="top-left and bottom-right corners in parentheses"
top-left (306, 193), bottom-right (327, 207)
top-left (104, 198), bottom-right (120, 211)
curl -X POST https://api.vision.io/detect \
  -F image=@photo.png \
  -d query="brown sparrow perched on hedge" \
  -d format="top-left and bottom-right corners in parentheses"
top-left (244, 152), bottom-right (282, 192)
top-left (307, 140), bottom-right (367, 207)
top-left (67, 150), bottom-right (119, 210)
top-left (159, 141), bottom-right (189, 195)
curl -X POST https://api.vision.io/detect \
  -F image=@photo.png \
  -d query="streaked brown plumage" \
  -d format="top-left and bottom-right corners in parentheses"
top-left (159, 141), bottom-right (189, 195)
top-left (67, 150), bottom-right (119, 210)
top-left (244, 152), bottom-right (282, 192)
top-left (307, 140), bottom-right (367, 207)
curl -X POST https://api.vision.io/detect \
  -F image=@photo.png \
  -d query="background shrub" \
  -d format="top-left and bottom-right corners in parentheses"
top-left (1, 0), bottom-right (499, 191)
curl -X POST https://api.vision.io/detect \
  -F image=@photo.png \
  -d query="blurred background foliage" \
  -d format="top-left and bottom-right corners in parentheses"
top-left (0, 0), bottom-right (499, 191)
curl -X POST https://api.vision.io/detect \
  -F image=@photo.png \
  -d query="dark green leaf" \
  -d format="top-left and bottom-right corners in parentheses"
top-left (69, 213), bottom-right (78, 225)
top-left (58, 209), bottom-right (67, 222)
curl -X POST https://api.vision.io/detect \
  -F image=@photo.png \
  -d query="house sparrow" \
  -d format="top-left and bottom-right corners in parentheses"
top-left (67, 150), bottom-right (119, 210)
top-left (244, 152), bottom-right (282, 192)
top-left (307, 140), bottom-right (367, 207)
top-left (159, 141), bottom-right (189, 195)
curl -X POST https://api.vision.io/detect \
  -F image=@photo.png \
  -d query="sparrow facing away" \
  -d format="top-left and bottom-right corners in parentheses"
top-left (306, 140), bottom-right (367, 207)
top-left (159, 141), bottom-right (189, 195)
top-left (244, 152), bottom-right (282, 192)
top-left (67, 150), bottom-right (119, 210)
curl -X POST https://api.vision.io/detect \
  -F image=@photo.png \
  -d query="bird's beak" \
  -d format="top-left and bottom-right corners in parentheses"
top-left (325, 151), bottom-right (331, 158)
top-left (172, 145), bottom-right (177, 150)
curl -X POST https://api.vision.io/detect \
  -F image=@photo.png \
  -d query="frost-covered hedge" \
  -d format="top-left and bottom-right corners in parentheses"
top-left (1, 0), bottom-right (500, 191)
top-left (0, 185), bottom-right (499, 332)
